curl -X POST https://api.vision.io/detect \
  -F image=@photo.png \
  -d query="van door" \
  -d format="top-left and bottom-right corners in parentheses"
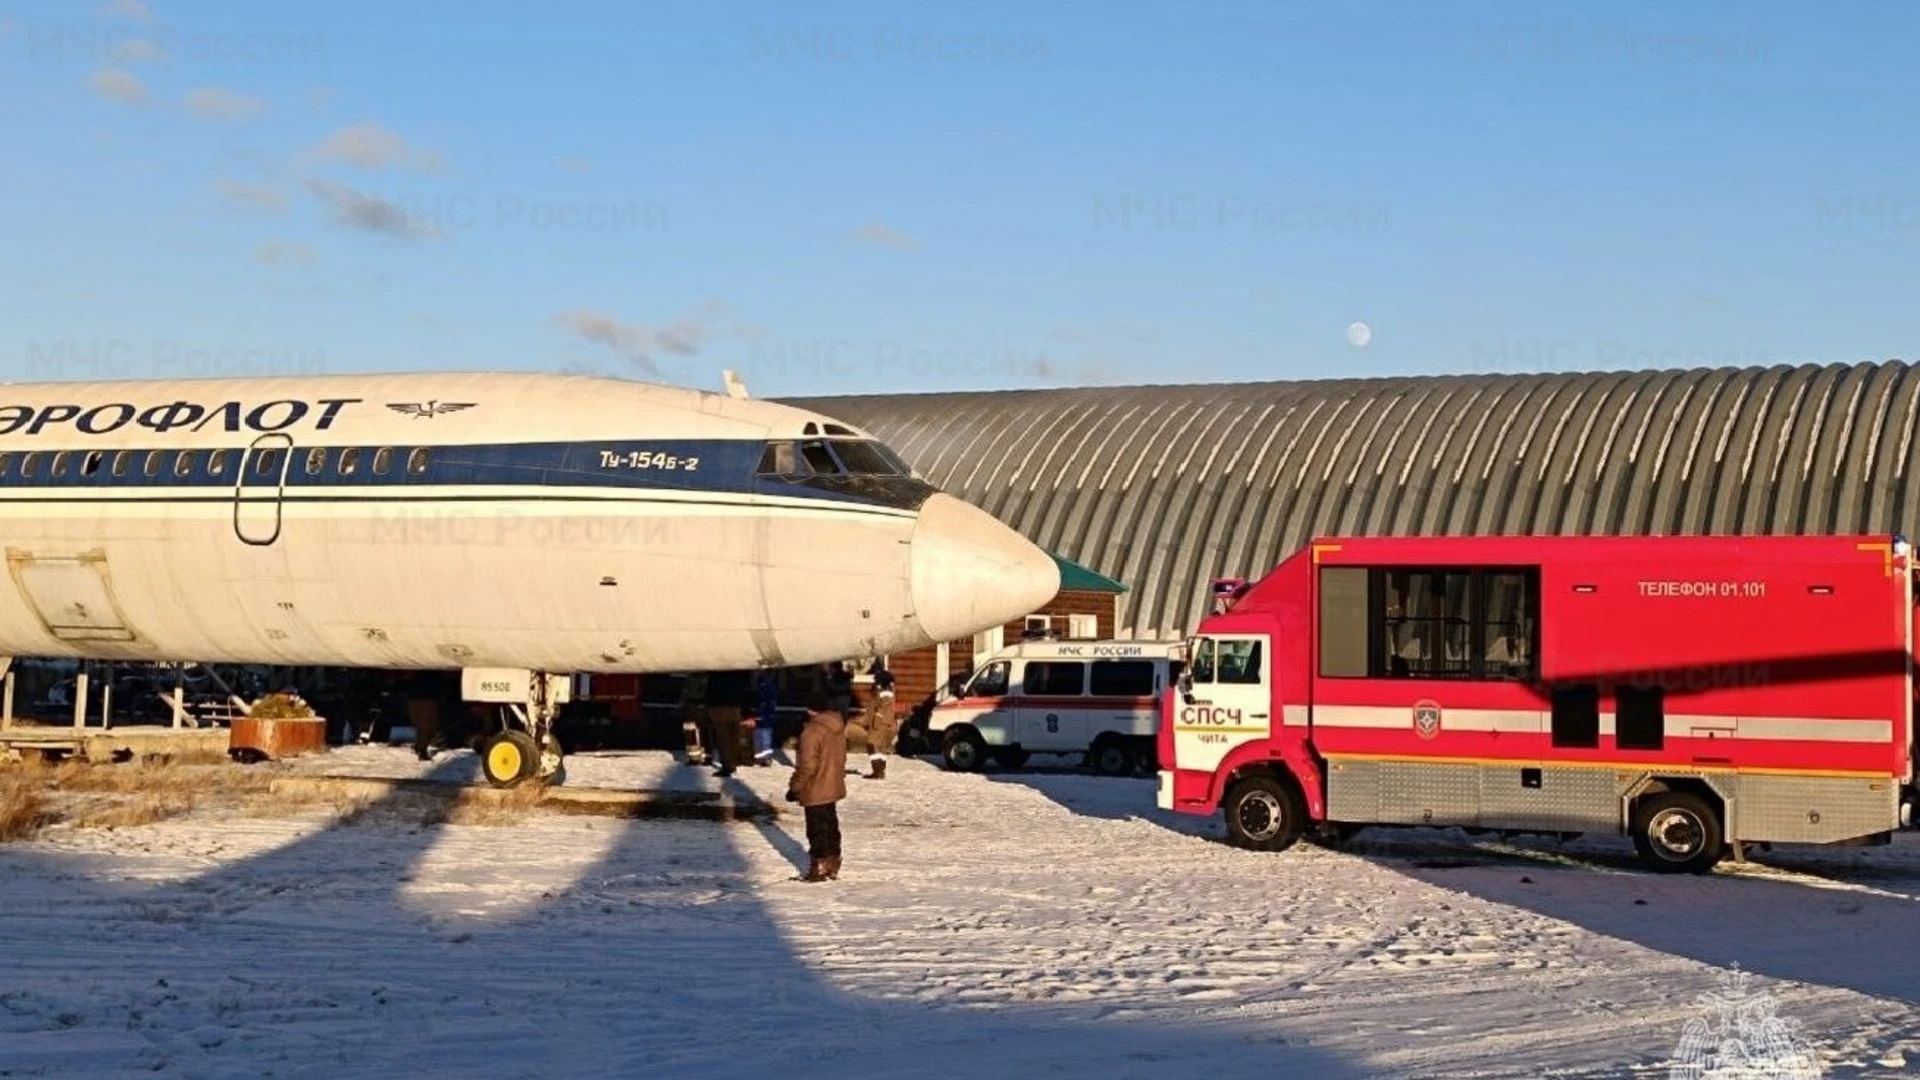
top-left (956, 659), bottom-right (1016, 746)
top-left (234, 433), bottom-right (293, 545)
top-left (1017, 659), bottom-right (1086, 750)
top-left (1172, 634), bottom-right (1272, 773)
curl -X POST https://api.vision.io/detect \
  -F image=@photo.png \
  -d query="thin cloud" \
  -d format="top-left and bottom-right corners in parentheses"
top-left (89, 68), bottom-right (146, 105)
top-left (559, 158), bottom-right (591, 174)
top-left (309, 122), bottom-right (442, 172)
top-left (99, 0), bottom-right (153, 22)
top-left (216, 178), bottom-right (287, 213)
top-left (304, 179), bottom-right (442, 240)
top-left (112, 39), bottom-right (160, 63)
top-left (187, 87), bottom-right (267, 121)
top-left (253, 241), bottom-right (317, 267)
top-left (550, 302), bottom-right (748, 376)
top-left (851, 219), bottom-right (920, 253)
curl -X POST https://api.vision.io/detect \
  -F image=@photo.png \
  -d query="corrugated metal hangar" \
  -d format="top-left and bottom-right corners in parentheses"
top-left (794, 359), bottom-right (1920, 641)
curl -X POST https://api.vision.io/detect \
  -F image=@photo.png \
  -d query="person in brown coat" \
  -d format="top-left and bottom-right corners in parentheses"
top-left (786, 690), bottom-right (848, 881)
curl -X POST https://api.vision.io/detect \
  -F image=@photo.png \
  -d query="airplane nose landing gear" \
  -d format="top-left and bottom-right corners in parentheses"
top-left (465, 668), bottom-right (572, 788)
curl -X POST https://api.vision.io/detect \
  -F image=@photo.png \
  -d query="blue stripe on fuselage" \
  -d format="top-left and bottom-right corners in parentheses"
top-left (0, 438), bottom-right (938, 512)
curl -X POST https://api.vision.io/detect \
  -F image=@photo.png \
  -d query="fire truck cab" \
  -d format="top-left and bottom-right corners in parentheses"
top-left (1158, 534), bottom-right (1920, 873)
top-left (931, 640), bottom-right (1183, 774)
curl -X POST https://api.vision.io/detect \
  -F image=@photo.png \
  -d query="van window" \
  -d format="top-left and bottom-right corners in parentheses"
top-left (1090, 660), bottom-right (1155, 696)
top-left (1022, 661), bottom-right (1085, 696)
top-left (966, 661), bottom-right (1010, 698)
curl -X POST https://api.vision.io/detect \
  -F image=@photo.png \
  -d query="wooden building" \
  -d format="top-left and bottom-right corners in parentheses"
top-left (858, 552), bottom-right (1130, 715)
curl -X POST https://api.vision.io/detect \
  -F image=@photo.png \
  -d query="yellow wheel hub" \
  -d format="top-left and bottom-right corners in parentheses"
top-left (488, 741), bottom-right (523, 779)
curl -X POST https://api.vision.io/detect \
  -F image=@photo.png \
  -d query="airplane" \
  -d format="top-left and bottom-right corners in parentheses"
top-left (0, 371), bottom-right (1060, 786)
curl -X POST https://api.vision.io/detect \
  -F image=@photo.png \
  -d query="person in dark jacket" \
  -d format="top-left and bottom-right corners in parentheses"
top-left (753, 669), bottom-right (779, 765)
top-left (706, 669), bottom-right (752, 777)
top-left (787, 689), bottom-right (848, 881)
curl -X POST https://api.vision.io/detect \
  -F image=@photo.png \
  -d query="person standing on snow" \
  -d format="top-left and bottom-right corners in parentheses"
top-left (753, 669), bottom-right (779, 765)
top-left (787, 689), bottom-right (847, 882)
top-left (864, 659), bottom-right (897, 780)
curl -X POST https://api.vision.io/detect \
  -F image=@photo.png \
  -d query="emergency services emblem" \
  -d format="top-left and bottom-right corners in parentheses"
top-left (1413, 699), bottom-right (1441, 740)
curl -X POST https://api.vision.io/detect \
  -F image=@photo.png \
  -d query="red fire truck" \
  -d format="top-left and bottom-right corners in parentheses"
top-left (1158, 534), bottom-right (1919, 873)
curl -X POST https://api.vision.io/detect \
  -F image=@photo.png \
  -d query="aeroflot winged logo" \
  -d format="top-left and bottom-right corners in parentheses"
top-left (387, 401), bottom-right (476, 419)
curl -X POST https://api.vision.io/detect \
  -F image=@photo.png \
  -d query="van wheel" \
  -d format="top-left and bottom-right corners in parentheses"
top-left (941, 728), bottom-right (987, 772)
top-left (1090, 737), bottom-right (1135, 776)
top-left (1224, 775), bottom-right (1305, 852)
top-left (1630, 792), bottom-right (1725, 874)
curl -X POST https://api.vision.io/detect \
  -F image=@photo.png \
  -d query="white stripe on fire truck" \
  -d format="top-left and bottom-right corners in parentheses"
top-left (1306, 706), bottom-right (1893, 743)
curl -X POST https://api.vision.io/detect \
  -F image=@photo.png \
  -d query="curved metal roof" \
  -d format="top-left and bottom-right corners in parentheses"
top-left (791, 360), bottom-right (1920, 639)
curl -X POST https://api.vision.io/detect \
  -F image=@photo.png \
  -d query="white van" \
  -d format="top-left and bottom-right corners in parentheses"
top-left (928, 640), bottom-right (1183, 775)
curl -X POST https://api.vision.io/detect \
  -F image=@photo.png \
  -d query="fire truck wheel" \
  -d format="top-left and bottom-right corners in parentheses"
top-left (1630, 792), bottom-right (1725, 874)
top-left (1224, 775), bottom-right (1306, 852)
top-left (941, 728), bottom-right (988, 772)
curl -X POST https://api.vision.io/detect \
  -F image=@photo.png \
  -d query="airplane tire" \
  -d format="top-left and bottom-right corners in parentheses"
top-left (482, 731), bottom-right (540, 788)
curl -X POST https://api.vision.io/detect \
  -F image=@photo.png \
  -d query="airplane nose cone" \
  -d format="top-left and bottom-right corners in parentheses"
top-left (910, 494), bottom-right (1060, 643)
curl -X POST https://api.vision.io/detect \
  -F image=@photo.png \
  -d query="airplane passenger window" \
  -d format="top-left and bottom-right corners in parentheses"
top-left (81, 451), bottom-right (103, 477)
top-left (407, 448), bottom-right (430, 475)
top-left (306, 448), bottom-right (326, 476)
top-left (175, 450), bottom-right (196, 477)
top-left (207, 449), bottom-right (230, 477)
top-left (828, 440), bottom-right (902, 475)
top-left (254, 449), bottom-right (279, 477)
top-left (20, 452), bottom-right (37, 479)
top-left (144, 451), bottom-right (162, 477)
top-left (799, 439), bottom-right (839, 474)
top-left (52, 451), bottom-right (69, 478)
top-left (0, 452), bottom-right (9, 477)
top-left (340, 447), bottom-right (360, 476)
top-left (373, 447), bottom-right (393, 475)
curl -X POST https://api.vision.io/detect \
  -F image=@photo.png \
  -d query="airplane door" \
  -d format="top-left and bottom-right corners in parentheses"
top-left (234, 433), bottom-right (292, 545)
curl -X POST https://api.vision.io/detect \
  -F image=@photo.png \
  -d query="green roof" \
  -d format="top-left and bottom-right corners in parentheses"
top-left (1052, 552), bottom-right (1128, 593)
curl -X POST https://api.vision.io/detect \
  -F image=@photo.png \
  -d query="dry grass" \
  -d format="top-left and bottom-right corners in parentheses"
top-left (0, 752), bottom-right (336, 842)
top-left (0, 752), bottom-right (555, 843)
top-left (0, 771), bottom-right (55, 842)
top-left (413, 781), bottom-right (547, 828)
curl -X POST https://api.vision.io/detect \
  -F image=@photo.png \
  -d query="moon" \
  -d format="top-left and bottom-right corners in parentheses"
top-left (1346, 321), bottom-right (1372, 348)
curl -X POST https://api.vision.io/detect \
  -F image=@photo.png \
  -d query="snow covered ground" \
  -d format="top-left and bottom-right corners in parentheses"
top-left (2, 746), bottom-right (1917, 1078)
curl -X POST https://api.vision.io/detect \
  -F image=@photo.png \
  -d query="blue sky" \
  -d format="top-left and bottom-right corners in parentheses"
top-left (0, 0), bottom-right (1914, 397)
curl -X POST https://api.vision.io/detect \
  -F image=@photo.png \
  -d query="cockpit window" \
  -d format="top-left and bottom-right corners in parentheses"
top-left (799, 439), bottom-right (839, 473)
top-left (758, 437), bottom-right (914, 478)
top-left (757, 442), bottom-right (807, 475)
top-left (828, 439), bottom-right (903, 475)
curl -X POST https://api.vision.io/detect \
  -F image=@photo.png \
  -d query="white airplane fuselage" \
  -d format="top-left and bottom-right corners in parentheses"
top-left (0, 372), bottom-right (1059, 675)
